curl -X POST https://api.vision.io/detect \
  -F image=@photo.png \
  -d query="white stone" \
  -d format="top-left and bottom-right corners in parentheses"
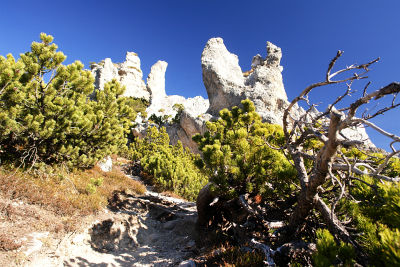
top-left (202, 37), bottom-right (289, 125)
top-left (92, 38), bottom-right (375, 151)
top-left (201, 37), bottom-right (246, 115)
top-left (147, 60), bottom-right (168, 104)
top-left (98, 156), bottom-right (112, 172)
top-left (91, 52), bottom-right (150, 100)
top-left (178, 260), bottom-right (196, 267)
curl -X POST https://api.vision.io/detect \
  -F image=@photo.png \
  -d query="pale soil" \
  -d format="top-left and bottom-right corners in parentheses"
top-left (0, 174), bottom-right (199, 267)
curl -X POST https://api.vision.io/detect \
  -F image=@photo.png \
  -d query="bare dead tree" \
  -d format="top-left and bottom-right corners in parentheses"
top-left (282, 50), bottom-right (400, 247)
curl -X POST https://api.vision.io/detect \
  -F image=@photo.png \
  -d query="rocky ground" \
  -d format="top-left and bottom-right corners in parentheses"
top-left (1, 173), bottom-right (199, 267)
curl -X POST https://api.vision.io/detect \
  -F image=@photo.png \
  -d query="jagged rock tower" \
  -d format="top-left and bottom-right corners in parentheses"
top-left (201, 37), bottom-right (292, 125)
top-left (91, 38), bottom-right (374, 150)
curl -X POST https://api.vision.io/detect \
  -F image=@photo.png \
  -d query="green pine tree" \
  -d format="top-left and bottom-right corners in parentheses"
top-left (193, 99), bottom-right (297, 200)
top-left (0, 33), bottom-right (137, 168)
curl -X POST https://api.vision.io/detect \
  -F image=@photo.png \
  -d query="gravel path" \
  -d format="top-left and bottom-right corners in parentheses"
top-left (23, 175), bottom-right (199, 267)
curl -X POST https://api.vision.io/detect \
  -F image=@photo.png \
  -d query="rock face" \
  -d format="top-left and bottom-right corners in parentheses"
top-left (201, 38), bottom-right (290, 125)
top-left (167, 112), bottom-right (212, 153)
top-left (92, 38), bottom-right (374, 151)
top-left (244, 41), bottom-right (289, 125)
top-left (201, 38), bottom-right (246, 115)
top-left (147, 60), bottom-right (168, 104)
top-left (91, 52), bottom-right (150, 100)
top-left (93, 53), bottom-right (209, 124)
top-left (200, 38), bottom-right (373, 147)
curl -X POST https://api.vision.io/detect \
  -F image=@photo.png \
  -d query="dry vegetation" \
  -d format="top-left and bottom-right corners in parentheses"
top-left (195, 243), bottom-right (266, 266)
top-left (0, 157), bottom-right (145, 255)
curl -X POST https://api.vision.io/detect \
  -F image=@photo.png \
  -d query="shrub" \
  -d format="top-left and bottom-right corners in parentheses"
top-left (0, 33), bottom-right (137, 168)
top-left (131, 126), bottom-right (208, 201)
top-left (193, 99), bottom-right (296, 200)
top-left (313, 229), bottom-right (355, 267)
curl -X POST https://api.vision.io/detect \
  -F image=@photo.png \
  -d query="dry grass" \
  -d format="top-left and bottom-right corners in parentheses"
top-left (0, 233), bottom-right (23, 251)
top-left (0, 159), bottom-right (145, 217)
top-left (0, 158), bottom-right (146, 266)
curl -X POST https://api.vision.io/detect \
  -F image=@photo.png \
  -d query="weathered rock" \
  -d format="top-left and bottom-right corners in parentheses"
top-left (167, 111), bottom-right (211, 153)
top-left (201, 38), bottom-right (289, 125)
top-left (201, 38), bottom-right (246, 116)
top-left (97, 155), bottom-right (112, 172)
top-left (134, 95), bottom-right (209, 150)
top-left (91, 52), bottom-right (150, 100)
top-left (92, 38), bottom-right (375, 151)
top-left (178, 260), bottom-right (197, 267)
top-left (145, 61), bottom-right (209, 120)
top-left (341, 124), bottom-right (374, 148)
top-left (147, 60), bottom-right (168, 104)
top-left (92, 58), bottom-right (118, 90)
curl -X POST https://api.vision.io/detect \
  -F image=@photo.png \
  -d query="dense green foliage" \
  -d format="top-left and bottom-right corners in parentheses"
top-left (307, 148), bottom-right (400, 266)
top-left (193, 99), bottom-right (297, 200)
top-left (192, 99), bottom-right (400, 265)
top-left (313, 229), bottom-right (355, 266)
top-left (130, 126), bottom-right (208, 201)
top-left (0, 33), bottom-right (137, 168)
top-left (313, 229), bottom-right (355, 267)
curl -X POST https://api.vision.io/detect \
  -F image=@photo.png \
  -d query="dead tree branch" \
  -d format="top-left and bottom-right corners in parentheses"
top-left (281, 50), bottom-right (400, 250)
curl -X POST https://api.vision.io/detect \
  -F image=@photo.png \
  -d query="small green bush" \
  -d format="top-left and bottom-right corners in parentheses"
top-left (130, 126), bottom-right (208, 201)
top-left (193, 99), bottom-right (297, 200)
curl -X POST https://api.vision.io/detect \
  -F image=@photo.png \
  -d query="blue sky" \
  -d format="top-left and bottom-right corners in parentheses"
top-left (1, 1), bottom-right (399, 149)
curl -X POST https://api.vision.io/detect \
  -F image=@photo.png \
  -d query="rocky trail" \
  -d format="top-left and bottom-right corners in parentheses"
top-left (18, 173), bottom-right (199, 267)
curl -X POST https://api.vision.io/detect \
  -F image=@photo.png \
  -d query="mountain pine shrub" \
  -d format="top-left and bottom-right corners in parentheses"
top-left (306, 147), bottom-right (400, 266)
top-left (0, 33), bottom-right (138, 168)
top-left (313, 229), bottom-right (355, 267)
top-left (192, 99), bottom-right (400, 265)
top-left (130, 126), bottom-right (208, 201)
top-left (192, 99), bottom-right (297, 200)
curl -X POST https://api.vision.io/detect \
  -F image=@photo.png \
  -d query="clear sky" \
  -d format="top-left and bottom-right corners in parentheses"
top-left (1, 0), bottom-right (399, 149)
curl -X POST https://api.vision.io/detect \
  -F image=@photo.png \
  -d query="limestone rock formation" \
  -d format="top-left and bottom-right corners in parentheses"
top-left (145, 61), bottom-right (208, 120)
top-left (92, 38), bottom-right (374, 151)
top-left (91, 52), bottom-right (150, 100)
top-left (244, 42), bottom-right (289, 125)
top-left (147, 60), bottom-right (168, 104)
top-left (201, 38), bottom-right (246, 116)
top-left (200, 38), bottom-right (372, 147)
top-left (201, 38), bottom-right (290, 125)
